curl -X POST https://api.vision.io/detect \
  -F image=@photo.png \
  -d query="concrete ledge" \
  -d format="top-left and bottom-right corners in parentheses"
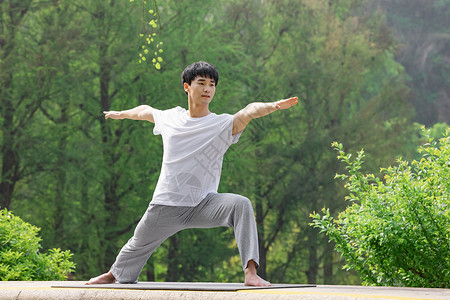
top-left (0, 281), bottom-right (448, 300)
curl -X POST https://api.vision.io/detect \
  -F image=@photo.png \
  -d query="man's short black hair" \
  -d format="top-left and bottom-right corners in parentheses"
top-left (181, 61), bottom-right (219, 87)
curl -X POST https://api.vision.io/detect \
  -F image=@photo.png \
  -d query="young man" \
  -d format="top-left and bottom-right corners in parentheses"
top-left (86, 61), bottom-right (298, 286)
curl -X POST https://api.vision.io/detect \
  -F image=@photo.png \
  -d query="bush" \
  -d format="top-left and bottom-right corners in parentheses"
top-left (310, 128), bottom-right (450, 288)
top-left (0, 209), bottom-right (75, 280)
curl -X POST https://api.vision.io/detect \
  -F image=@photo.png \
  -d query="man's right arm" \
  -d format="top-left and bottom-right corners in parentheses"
top-left (103, 105), bottom-right (155, 123)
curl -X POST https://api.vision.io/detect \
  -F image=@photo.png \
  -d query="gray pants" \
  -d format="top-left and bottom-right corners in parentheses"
top-left (110, 193), bottom-right (260, 283)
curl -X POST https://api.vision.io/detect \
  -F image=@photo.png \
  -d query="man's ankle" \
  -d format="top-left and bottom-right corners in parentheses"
top-left (245, 260), bottom-right (257, 274)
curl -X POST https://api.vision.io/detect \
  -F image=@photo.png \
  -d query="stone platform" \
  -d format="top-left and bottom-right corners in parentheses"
top-left (0, 281), bottom-right (448, 300)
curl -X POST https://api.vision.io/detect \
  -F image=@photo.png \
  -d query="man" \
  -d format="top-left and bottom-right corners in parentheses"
top-left (86, 61), bottom-right (298, 286)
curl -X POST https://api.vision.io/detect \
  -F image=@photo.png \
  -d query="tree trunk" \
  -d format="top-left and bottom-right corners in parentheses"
top-left (323, 241), bottom-right (334, 284)
top-left (0, 93), bottom-right (18, 209)
top-left (0, 0), bottom-right (33, 210)
top-left (99, 56), bottom-right (121, 269)
top-left (306, 227), bottom-right (318, 284)
top-left (146, 260), bottom-right (155, 281)
top-left (255, 197), bottom-right (267, 279)
top-left (166, 236), bottom-right (179, 281)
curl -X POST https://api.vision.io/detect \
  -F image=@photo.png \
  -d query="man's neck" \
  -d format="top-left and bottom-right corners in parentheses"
top-left (187, 99), bottom-right (211, 118)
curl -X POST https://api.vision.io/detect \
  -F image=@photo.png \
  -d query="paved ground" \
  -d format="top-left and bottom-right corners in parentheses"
top-left (0, 281), bottom-right (448, 300)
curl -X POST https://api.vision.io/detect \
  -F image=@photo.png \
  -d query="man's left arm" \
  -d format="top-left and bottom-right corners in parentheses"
top-left (232, 97), bottom-right (298, 135)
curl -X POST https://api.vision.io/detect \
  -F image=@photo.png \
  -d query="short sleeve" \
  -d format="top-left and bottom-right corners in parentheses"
top-left (222, 114), bottom-right (243, 145)
top-left (152, 108), bottom-right (163, 135)
top-left (231, 129), bottom-right (243, 144)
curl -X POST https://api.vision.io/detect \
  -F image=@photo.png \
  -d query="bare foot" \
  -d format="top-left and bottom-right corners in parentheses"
top-left (85, 272), bottom-right (116, 285)
top-left (244, 273), bottom-right (271, 286)
top-left (244, 260), bottom-right (271, 287)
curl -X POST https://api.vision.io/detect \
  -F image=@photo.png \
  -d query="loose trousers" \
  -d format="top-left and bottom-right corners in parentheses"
top-left (110, 193), bottom-right (260, 283)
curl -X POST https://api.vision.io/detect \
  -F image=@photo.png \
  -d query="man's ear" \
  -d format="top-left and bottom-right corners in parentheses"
top-left (183, 82), bottom-right (189, 93)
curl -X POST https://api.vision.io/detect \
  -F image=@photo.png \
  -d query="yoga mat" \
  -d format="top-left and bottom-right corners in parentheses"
top-left (53, 282), bottom-right (315, 291)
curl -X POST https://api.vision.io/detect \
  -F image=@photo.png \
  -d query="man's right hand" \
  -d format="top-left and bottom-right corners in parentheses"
top-left (103, 111), bottom-right (125, 120)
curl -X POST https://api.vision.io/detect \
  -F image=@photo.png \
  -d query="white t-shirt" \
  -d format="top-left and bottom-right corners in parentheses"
top-left (151, 106), bottom-right (242, 206)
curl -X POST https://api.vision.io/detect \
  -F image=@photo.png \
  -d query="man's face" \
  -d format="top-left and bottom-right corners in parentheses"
top-left (184, 76), bottom-right (216, 104)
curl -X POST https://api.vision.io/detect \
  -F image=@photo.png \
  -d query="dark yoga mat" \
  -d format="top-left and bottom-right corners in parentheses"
top-left (53, 282), bottom-right (315, 291)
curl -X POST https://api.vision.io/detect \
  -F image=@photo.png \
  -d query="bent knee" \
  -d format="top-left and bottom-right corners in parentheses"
top-left (234, 195), bottom-right (253, 212)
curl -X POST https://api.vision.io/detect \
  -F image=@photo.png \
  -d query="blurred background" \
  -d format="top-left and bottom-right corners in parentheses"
top-left (1, 0), bottom-right (449, 284)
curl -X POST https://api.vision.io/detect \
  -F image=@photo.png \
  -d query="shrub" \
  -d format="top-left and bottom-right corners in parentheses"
top-left (0, 209), bottom-right (75, 280)
top-left (310, 128), bottom-right (450, 288)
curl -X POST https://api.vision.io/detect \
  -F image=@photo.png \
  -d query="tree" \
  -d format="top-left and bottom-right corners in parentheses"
top-left (370, 0), bottom-right (450, 126)
top-left (221, 0), bottom-right (416, 284)
top-left (1, 0), bottom-right (164, 277)
top-left (64, 0), bottom-right (165, 274)
top-left (311, 127), bottom-right (450, 288)
top-left (1, 0), bottom-right (37, 209)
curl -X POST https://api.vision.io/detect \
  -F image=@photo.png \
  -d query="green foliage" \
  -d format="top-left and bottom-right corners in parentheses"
top-left (0, 0), bottom-right (426, 285)
top-left (310, 128), bottom-right (450, 288)
top-left (131, 0), bottom-right (164, 67)
top-left (428, 122), bottom-right (449, 140)
top-left (0, 209), bottom-right (75, 281)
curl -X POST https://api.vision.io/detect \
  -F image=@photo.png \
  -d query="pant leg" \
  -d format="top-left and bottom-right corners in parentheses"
top-left (185, 193), bottom-right (260, 270)
top-left (110, 205), bottom-right (182, 283)
top-left (110, 193), bottom-right (260, 283)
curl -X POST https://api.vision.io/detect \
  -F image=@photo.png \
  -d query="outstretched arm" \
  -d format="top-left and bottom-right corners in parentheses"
top-left (104, 105), bottom-right (155, 123)
top-left (232, 97), bottom-right (298, 135)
